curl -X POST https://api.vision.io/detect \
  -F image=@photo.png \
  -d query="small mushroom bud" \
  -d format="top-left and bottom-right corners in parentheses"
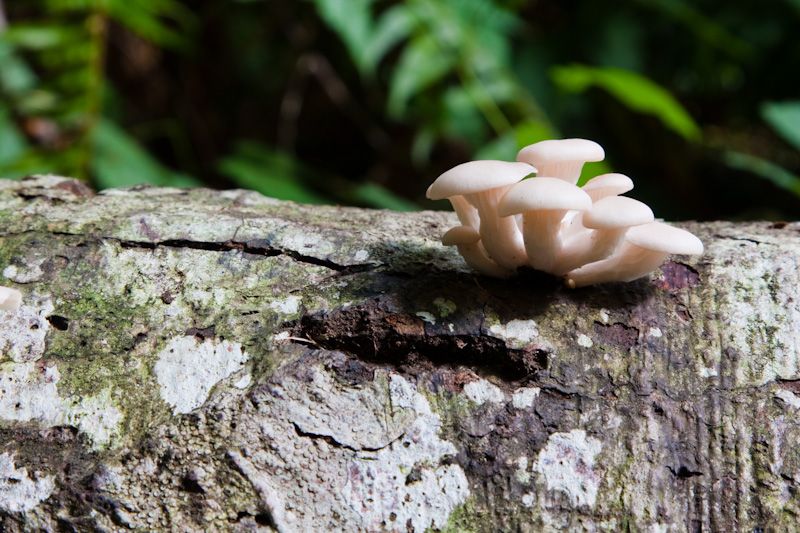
top-left (441, 226), bottom-right (514, 278)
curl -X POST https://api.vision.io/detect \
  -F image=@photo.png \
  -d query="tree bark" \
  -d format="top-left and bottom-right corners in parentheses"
top-left (0, 175), bottom-right (798, 532)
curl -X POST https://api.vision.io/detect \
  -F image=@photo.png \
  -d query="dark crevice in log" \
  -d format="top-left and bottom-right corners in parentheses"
top-left (297, 303), bottom-right (549, 382)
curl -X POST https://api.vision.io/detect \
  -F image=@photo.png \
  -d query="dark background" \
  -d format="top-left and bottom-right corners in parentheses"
top-left (1, 0), bottom-right (799, 221)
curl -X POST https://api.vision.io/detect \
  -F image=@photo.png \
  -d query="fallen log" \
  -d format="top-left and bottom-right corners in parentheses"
top-left (0, 175), bottom-right (798, 532)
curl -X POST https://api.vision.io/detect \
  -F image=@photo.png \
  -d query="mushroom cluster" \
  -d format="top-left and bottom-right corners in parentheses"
top-left (427, 138), bottom-right (703, 288)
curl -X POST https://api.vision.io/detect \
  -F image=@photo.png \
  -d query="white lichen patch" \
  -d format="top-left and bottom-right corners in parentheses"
top-left (0, 362), bottom-right (61, 422)
top-left (231, 367), bottom-right (469, 532)
top-left (489, 319), bottom-right (539, 349)
top-left (277, 231), bottom-right (336, 258)
top-left (0, 452), bottom-right (55, 513)
top-left (233, 373), bottom-right (252, 389)
top-left (577, 334), bottom-right (593, 348)
top-left (462, 379), bottom-right (504, 405)
top-left (354, 249), bottom-right (370, 262)
top-left (711, 247), bottom-right (800, 385)
top-left (63, 389), bottom-right (125, 447)
top-left (343, 374), bottom-right (469, 532)
top-left (515, 456), bottom-right (531, 484)
top-left (3, 260), bottom-right (44, 284)
top-left (269, 295), bottom-right (302, 316)
top-left (0, 298), bottom-right (54, 363)
top-left (415, 311), bottom-right (436, 324)
top-left (532, 429), bottom-right (603, 508)
top-left (0, 362), bottom-right (125, 449)
top-left (512, 387), bottom-right (541, 409)
top-left (155, 336), bottom-right (248, 415)
top-left (700, 367), bottom-right (718, 378)
top-left (775, 389), bottom-right (800, 410)
top-left (648, 327), bottom-right (663, 338)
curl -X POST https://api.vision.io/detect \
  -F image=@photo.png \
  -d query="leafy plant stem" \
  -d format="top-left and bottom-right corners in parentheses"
top-left (456, 62), bottom-right (512, 137)
top-left (80, 7), bottom-right (108, 182)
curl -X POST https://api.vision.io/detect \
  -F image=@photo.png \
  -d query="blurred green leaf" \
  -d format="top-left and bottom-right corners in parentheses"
top-left (761, 101), bottom-right (800, 153)
top-left (107, 0), bottom-right (196, 51)
top-left (0, 106), bottom-right (28, 165)
top-left (632, 0), bottom-right (752, 59)
top-left (724, 150), bottom-right (800, 197)
top-left (578, 161), bottom-right (614, 187)
top-left (0, 41), bottom-right (37, 95)
top-left (219, 142), bottom-right (328, 204)
top-left (551, 64), bottom-right (702, 141)
top-left (3, 25), bottom-right (83, 50)
top-left (348, 182), bottom-right (419, 211)
top-left (311, 0), bottom-right (376, 73)
top-left (514, 120), bottom-right (555, 149)
top-left (474, 130), bottom-right (518, 161)
top-left (91, 118), bottom-right (202, 189)
top-left (388, 33), bottom-right (456, 118)
top-left (362, 4), bottom-right (414, 74)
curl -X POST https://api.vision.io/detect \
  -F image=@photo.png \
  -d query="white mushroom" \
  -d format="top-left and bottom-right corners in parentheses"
top-left (554, 196), bottom-right (654, 275)
top-left (581, 173), bottom-right (634, 203)
top-left (0, 286), bottom-right (22, 310)
top-left (565, 221), bottom-right (704, 288)
top-left (497, 177), bottom-right (592, 273)
top-left (448, 195), bottom-right (480, 229)
top-left (516, 139), bottom-right (605, 185)
top-left (441, 226), bottom-right (514, 278)
top-left (427, 160), bottom-right (536, 269)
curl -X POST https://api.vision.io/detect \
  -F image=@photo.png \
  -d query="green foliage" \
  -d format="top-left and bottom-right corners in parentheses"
top-left (0, 0), bottom-right (195, 185)
top-left (550, 65), bottom-right (702, 142)
top-left (761, 101), bottom-right (800, 153)
top-left (0, 0), bottom-right (799, 218)
top-left (724, 151), bottom-right (800, 197)
top-left (220, 141), bottom-right (418, 210)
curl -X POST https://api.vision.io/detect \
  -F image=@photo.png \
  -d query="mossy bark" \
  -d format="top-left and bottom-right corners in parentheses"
top-left (1, 175), bottom-right (798, 532)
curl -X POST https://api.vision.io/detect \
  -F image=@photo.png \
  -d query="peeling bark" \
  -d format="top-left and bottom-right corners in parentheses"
top-left (1, 175), bottom-right (799, 532)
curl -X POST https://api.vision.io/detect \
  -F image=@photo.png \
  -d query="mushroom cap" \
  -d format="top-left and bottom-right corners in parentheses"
top-left (516, 139), bottom-right (605, 167)
top-left (0, 286), bottom-right (22, 310)
top-left (581, 196), bottom-right (654, 229)
top-left (625, 222), bottom-right (704, 254)
top-left (426, 160), bottom-right (537, 200)
top-left (497, 177), bottom-right (592, 217)
top-left (581, 173), bottom-right (634, 200)
top-left (441, 226), bottom-right (481, 246)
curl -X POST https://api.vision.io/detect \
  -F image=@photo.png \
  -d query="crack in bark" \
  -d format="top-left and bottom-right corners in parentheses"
top-left (290, 421), bottom-right (397, 453)
top-left (112, 237), bottom-right (375, 273)
top-left (714, 235), bottom-right (770, 246)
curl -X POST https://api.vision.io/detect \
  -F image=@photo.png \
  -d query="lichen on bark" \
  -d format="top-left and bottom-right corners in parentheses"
top-left (1, 175), bottom-right (800, 532)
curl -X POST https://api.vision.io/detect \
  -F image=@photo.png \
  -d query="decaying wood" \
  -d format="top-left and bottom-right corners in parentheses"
top-left (0, 175), bottom-right (799, 532)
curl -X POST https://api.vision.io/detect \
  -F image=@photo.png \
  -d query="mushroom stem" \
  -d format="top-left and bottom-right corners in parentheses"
top-left (466, 188), bottom-right (527, 270)
top-left (553, 227), bottom-right (629, 275)
top-left (456, 241), bottom-right (515, 278)
top-left (520, 209), bottom-right (568, 272)
top-left (449, 195), bottom-right (480, 229)
top-left (565, 242), bottom-right (668, 288)
top-left (442, 226), bottom-right (514, 277)
top-left (535, 162), bottom-right (586, 185)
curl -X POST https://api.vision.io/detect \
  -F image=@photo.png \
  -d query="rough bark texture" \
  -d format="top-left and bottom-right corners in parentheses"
top-left (0, 175), bottom-right (798, 532)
